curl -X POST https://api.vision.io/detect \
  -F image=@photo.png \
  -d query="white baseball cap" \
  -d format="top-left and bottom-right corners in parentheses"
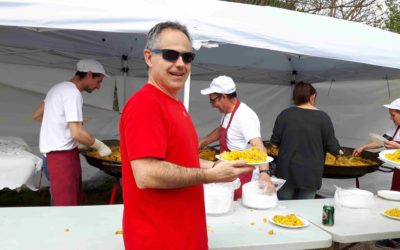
top-left (200, 75), bottom-right (236, 95)
top-left (77, 59), bottom-right (109, 77)
top-left (384, 98), bottom-right (400, 110)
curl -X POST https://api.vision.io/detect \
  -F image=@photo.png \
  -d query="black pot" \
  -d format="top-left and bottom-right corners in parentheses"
top-left (263, 141), bottom-right (390, 178)
top-left (80, 139), bottom-right (121, 178)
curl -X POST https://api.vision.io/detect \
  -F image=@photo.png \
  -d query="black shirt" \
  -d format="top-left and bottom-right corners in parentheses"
top-left (270, 107), bottom-right (340, 189)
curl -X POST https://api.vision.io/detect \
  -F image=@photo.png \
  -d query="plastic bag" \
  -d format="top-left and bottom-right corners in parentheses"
top-left (257, 177), bottom-right (286, 194)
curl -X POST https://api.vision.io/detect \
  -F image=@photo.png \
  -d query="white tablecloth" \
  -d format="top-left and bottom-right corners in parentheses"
top-left (0, 203), bottom-right (332, 250)
top-left (0, 136), bottom-right (42, 190)
top-left (283, 197), bottom-right (400, 243)
top-left (207, 202), bottom-right (332, 250)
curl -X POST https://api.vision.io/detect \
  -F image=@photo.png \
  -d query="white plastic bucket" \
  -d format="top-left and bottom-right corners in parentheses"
top-left (204, 178), bottom-right (240, 215)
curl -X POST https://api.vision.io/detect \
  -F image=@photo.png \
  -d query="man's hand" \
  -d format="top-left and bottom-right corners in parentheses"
top-left (205, 160), bottom-right (254, 183)
top-left (90, 139), bottom-right (112, 157)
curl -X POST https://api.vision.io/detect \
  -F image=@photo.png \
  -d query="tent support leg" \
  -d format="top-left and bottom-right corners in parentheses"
top-left (109, 177), bottom-right (120, 204)
top-left (355, 177), bottom-right (360, 188)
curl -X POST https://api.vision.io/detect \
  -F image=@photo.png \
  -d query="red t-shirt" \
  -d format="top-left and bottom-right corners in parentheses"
top-left (120, 84), bottom-right (208, 250)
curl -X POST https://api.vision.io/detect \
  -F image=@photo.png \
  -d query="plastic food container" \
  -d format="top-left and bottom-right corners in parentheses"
top-left (242, 181), bottom-right (278, 209)
top-left (204, 179), bottom-right (240, 215)
top-left (334, 187), bottom-right (374, 209)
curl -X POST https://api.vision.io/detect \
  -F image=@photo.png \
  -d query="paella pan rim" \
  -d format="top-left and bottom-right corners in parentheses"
top-left (262, 142), bottom-right (383, 177)
top-left (80, 139), bottom-right (121, 178)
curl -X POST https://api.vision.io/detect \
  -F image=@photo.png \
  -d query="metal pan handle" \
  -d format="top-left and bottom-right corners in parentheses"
top-left (102, 162), bottom-right (121, 167)
top-left (377, 165), bottom-right (394, 173)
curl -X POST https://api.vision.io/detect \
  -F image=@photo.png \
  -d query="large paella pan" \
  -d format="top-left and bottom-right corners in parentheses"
top-left (262, 141), bottom-right (390, 178)
top-left (80, 139), bottom-right (121, 177)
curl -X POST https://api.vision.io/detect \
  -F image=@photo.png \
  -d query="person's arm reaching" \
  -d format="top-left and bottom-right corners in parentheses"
top-left (132, 158), bottom-right (253, 189)
top-left (352, 141), bottom-right (382, 157)
top-left (68, 122), bottom-right (111, 156)
top-left (198, 127), bottom-right (220, 149)
top-left (249, 137), bottom-right (275, 193)
top-left (32, 101), bottom-right (45, 122)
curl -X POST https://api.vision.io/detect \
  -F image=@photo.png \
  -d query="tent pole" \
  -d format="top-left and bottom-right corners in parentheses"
top-left (183, 74), bottom-right (191, 112)
top-left (121, 55), bottom-right (129, 107)
top-left (386, 76), bottom-right (391, 99)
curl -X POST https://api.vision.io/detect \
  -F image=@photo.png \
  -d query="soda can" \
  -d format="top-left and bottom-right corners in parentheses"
top-left (322, 205), bottom-right (334, 226)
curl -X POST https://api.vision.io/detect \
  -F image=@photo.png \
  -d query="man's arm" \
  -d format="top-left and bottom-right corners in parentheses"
top-left (199, 158), bottom-right (216, 169)
top-left (132, 158), bottom-right (253, 189)
top-left (69, 122), bottom-right (96, 146)
top-left (198, 127), bottom-right (220, 148)
top-left (69, 122), bottom-right (111, 156)
top-left (249, 137), bottom-right (275, 192)
top-left (249, 137), bottom-right (269, 171)
top-left (32, 101), bottom-right (44, 122)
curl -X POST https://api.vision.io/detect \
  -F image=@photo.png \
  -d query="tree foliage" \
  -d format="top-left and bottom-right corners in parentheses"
top-left (385, 0), bottom-right (400, 33)
top-left (224, 0), bottom-right (389, 29)
top-left (226, 0), bottom-right (296, 9)
top-left (294, 0), bottom-right (386, 28)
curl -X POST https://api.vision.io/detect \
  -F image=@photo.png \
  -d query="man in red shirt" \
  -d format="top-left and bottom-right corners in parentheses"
top-left (120, 21), bottom-right (254, 250)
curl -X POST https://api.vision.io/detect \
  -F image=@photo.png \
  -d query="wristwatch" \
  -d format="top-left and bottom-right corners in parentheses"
top-left (259, 169), bottom-right (272, 176)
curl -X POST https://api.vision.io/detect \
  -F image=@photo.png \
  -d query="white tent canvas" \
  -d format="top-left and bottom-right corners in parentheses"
top-left (0, 0), bottom-right (400, 194)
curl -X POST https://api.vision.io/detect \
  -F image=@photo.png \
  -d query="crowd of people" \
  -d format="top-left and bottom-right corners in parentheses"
top-left (31, 21), bottom-right (399, 249)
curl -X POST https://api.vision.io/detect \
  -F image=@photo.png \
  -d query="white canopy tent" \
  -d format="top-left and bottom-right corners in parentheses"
top-left (1, 0), bottom-right (400, 193)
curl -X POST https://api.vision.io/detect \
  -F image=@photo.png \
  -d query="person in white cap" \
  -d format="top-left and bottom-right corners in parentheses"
top-left (32, 58), bottom-right (112, 206)
top-left (199, 75), bottom-right (275, 200)
top-left (353, 98), bottom-right (400, 192)
top-left (353, 98), bottom-right (400, 250)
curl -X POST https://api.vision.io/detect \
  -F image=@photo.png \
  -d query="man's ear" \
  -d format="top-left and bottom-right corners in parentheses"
top-left (86, 71), bottom-right (93, 79)
top-left (144, 49), bottom-right (152, 68)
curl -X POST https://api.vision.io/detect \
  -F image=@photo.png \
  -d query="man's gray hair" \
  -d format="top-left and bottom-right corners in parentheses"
top-left (145, 21), bottom-right (192, 50)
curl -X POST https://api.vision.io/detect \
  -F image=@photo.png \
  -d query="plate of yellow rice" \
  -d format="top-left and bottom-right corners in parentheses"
top-left (270, 213), bottom-right (310, 228)
top-left (216, 147), bottom-right (273, 166)
top-left (379, 149), bottom-right (400, 168)
top-left (381, 208), bottom-right (400, 220)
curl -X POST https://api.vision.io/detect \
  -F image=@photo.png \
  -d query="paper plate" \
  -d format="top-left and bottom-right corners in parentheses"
top-left (216, 155), bottom-right (273, 166)
top-left (378, 190), bottom-right (400, 201)
top-left (378, 150), bottom-right (400, 168)
top-left (269, 214), bottom-right (310, 229)
top-left (381, 209), bottom-right (400, 220)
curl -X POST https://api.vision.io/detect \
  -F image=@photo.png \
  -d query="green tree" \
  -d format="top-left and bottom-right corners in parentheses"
top-left (385, 0), bottom-right (400, 33)
top-left (225, 0), bottom-right (296, 10)
top-left (224, 0), bottom-right (387, 28)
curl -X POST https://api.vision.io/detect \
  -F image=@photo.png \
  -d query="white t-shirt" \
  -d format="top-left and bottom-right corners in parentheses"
top-left (39, 81), bottom-right (83, 153)
top-left (221, 102), bottom-right (261, 151)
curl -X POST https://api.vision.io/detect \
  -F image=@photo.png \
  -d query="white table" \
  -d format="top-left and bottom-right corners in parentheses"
top-left (283, 198), bottom-right (400, 248)
top-left (0, 203), bottom-right (332, 250)
top-left (0, 205), bottom-right (124, 250)
top-left (0, 136), bottom-right (42, 190)
top-left (207, 202), bottom-right (332, 249)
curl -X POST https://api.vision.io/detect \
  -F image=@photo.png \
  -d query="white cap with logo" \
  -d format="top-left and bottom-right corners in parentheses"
top-left (200, 75), bottom-right (236, 95)
top-left (384, 98), bottom-right (400, 110)
top-left (77, 59), bottom-right (109, 77)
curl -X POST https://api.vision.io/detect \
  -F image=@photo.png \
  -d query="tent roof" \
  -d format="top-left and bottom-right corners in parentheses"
top-left (1, 0), bottom-right (400, 84)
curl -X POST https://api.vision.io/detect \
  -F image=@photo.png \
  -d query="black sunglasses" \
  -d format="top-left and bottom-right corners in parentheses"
top-left (151, 49), bottom-right (195, 64)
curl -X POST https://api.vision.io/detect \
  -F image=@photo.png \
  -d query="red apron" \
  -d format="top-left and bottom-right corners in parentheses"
top-left (391, 127), bottom-right (400, 191)
top-left (219, 101), bottom-right (252, 200)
